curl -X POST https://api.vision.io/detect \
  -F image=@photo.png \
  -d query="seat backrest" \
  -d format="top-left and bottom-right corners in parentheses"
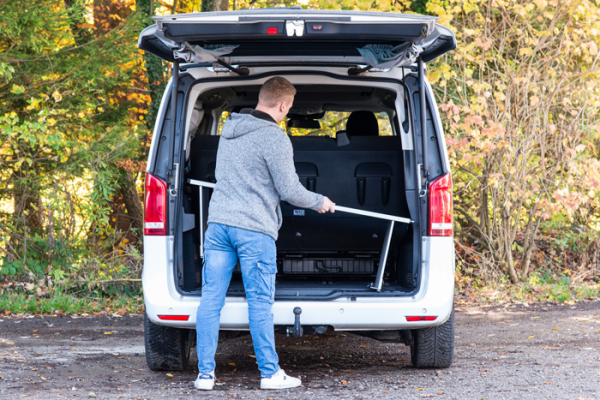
top-left (346, 111), bottom-right (379, 137)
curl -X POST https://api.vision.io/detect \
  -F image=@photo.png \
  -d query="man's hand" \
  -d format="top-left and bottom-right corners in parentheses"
top-left (317, 196), bottom-right (336, 214)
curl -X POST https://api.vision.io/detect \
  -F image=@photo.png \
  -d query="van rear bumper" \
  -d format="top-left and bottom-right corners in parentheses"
top-left (143, 236), bottom-right (455, 330)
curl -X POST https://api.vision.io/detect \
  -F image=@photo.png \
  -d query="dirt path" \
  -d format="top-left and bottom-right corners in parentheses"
top-left (1, 302), bottom-right (599, 399)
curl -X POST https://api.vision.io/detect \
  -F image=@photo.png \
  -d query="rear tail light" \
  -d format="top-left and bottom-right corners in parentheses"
top-left (158, 315), bottom-right (189, 321)
top-left (429, 173), bottom-right (453, 236)
top-left (144, 173), bottom-right (167, 235)
top-left (406, 316), bottom-right (438, 322)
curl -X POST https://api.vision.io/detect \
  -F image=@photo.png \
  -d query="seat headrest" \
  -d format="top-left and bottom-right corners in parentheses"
top-left (346, 111), bottom-right (379, 137)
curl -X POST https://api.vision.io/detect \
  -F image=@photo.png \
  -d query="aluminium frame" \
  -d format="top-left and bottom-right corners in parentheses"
top-left (188, 179), bottom-right (412, 292)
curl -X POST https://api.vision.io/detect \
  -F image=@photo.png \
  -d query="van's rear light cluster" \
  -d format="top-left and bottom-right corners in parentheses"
top-left (428, 173), bottom-right (453, 236)
top-left (158, 315), bottom-right (189, 321)
top-left (406, 316), bottom-right (438, 322)
top-left (144, 173), bottom-right (167, 235)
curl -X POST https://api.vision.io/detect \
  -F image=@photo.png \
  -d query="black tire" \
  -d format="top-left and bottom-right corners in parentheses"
top-left (410, 308), bottom-right (454, 368)
top-left (144, 313), bottom-right (191, 371)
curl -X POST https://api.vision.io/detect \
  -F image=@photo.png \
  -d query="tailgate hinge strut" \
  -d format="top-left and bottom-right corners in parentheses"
top-left (418, 56), bottom-right (429, 195)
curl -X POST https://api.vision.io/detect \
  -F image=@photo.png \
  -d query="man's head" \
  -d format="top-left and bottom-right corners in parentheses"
top-left (255, 76), bottom-right (296, 123)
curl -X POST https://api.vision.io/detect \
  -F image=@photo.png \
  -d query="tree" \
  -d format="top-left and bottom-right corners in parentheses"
top-left (0, 1), bottom-right (148, 279)
top-left (427, 0), bottom-right (600, 282)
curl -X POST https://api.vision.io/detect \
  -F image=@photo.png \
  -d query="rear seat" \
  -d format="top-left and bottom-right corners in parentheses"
top-left (188, 134), bottom-right (409, 253)
top-left (279, 136), bottom-right (408, 253)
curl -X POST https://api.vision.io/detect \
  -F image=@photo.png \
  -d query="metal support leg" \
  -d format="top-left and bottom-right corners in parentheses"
top-left (199, 187), bottom-right (204, 259)
top-left (370, 220), bottom-right (395, 292)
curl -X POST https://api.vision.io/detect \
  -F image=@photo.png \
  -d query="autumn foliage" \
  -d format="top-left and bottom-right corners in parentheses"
top-left (0, 0), bottom-right (599, 299)
top-left (426, 0), bottom-right (600, 284)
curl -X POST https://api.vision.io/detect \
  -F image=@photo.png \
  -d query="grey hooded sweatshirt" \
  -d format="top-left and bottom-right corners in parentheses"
top-left (207, 109), bottom-right (324, 240)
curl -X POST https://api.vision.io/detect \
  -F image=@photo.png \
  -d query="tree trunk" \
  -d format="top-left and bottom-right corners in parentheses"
top-left (202, 0), bottom-right (228, 11)
top-left (521, 206), bottom-right (541, 278)
top-left (120, 170), bottom-right (144, 235)
top-left (9, 161), bottom-right (43, 267)
top-left (502, 217), bottom-right (519, 283)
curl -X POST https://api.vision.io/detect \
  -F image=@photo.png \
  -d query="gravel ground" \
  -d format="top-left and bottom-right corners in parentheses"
top-left (0, 301), bottom-right (599, 399)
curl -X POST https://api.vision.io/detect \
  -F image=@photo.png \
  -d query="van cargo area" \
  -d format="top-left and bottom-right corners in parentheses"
top-left (177, 80), bottom-right (427, 300)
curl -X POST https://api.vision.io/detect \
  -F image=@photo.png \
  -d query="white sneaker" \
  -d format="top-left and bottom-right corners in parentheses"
top-left (194, 371), bottom-right (216, 390)
top-left (260, 369), bottom-right (302, 390)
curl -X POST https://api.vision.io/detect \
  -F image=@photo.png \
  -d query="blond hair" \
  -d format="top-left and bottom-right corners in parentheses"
top-left (258, 76), bottom-right (296, 108)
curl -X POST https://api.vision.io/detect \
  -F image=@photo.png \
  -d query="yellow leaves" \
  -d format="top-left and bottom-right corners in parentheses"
top-left (52, 91), bottom-right (62, 102)
top-left (27, 97), bottom-right (44, 111)
top-left (587, 41), bottom-right (598, 56)
top-left (473, 38), bottom-right (492, 51)
top-left (429, 62), bottom-right (455, 85)
top-left (429, 70), bottom-right (442, 85)
top-left (519, 48), bottom-right (534, 57)
top-left (494, 91), bottom-right (506, 102)
top-left (533, 0), bottom-right (548, 10)
top-left (529, 96), bottom-right (540, 107)
top-left (11, 84), bottom-right (25, 94)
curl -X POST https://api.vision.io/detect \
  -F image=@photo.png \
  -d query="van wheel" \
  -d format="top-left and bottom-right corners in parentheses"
top-left (144, 314), bottom-right (191, 371)
top-left (410, 309), bottom-right (454, 368)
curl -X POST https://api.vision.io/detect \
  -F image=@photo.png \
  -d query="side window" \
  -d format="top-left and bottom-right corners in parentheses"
top-left (286, 111), bottom-right (394, 137)
top-left (216, 110), bottom-right (394, 137)
top-left (217, 111), bottom-right (229, 136)
top-left (216, 110), bottom-right (287, 135)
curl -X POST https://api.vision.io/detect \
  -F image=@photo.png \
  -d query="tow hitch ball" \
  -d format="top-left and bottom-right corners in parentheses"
top-left (292, 307), bottom-right (303, 337)
top-left (285, 308), bottom-right (329, 337)
top-left (285, 307), bottom-right (304, 337)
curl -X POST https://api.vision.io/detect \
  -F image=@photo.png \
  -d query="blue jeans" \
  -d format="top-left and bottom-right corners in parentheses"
top-left (196, 223), bottom-right (280, 377)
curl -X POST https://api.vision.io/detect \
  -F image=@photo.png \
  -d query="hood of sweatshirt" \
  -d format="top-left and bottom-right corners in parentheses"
top-left (221, 110), bottom-right (278, 139)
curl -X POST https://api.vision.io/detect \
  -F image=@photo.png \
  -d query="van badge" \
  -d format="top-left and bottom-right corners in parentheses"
top-left (286, 20), bottom-right (305, 37)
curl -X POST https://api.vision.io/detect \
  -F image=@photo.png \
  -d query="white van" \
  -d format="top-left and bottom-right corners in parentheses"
top-left (138, 8), bottom-right (456, 371)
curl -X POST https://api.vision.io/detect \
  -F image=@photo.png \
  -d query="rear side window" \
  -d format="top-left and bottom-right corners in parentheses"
top-left (287, 111), bottom-right (393, 137)
top-left (216, 111), bottom-right (394, 137)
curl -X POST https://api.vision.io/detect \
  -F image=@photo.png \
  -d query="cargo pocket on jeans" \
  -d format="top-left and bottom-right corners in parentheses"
top-left (256, 262), bottom-right (277, 304)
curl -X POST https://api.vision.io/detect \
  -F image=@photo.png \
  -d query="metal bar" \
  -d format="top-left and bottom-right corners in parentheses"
top-left (189, 181), bottom-right (412, 224)
top-left (188, 179), bottom-right (215, 189)
top-left (199, 186), bottom-right (204, 258)
top-left (334, 205), bottom-right (412, 224)
top-left (370, 220), bottom-right (395, 292)
top-left (188, 180), bottom-right (214, 258)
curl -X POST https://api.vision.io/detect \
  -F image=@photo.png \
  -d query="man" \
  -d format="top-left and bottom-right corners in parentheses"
top-left (194, 76), bottom-right (335, 391)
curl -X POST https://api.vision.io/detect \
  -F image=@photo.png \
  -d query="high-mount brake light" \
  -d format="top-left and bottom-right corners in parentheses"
top-left (157, 315), bottom-right (189, 321)
top-left (144, 173), bottom-right (167, 235)
top-left (267, 27), bottom-right (278, 34)
top-left (429, 173), bottom-right (453, 236)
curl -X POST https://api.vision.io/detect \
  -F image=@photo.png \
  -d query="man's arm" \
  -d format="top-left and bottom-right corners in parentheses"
top-left (264, 133), bottom-right (333, 212)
